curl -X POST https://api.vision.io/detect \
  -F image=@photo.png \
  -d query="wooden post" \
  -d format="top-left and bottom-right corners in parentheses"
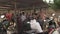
top-left (14, 1), bottom-right (17, 14)
top-left (14, 0), bottom-right (18, 33)
top-left (33, 6), bottom-right (36, 13)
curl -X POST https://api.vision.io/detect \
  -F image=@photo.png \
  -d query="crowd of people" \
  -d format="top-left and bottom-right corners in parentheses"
top-left (13, 11), bottom-right (60, 34)
top-left (0, 11), bottom-right (60, 34)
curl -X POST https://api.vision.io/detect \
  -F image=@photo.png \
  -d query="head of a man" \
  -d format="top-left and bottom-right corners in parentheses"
top-left (33, 13), bottom-right (37, 19)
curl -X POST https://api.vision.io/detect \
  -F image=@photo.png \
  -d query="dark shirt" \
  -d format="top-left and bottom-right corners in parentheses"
top-left (37, 19), bottom-right (44, 29)
top-left (49, 20), bottom-right (56, 26)
top-left (49, 20), bottom-right (56, 28)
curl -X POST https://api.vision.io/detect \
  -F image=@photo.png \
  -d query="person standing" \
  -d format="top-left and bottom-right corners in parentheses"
top-left (5, 11), bottom-right (13, 22)
top-left (16, 13), bottom-right (24, 34)
top-left (21, 12), bottom-right (26, 22)
top-left (30, 13), bottom-right (43, 34)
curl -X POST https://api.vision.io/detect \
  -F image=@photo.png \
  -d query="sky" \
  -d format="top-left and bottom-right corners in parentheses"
top-left (43, 0), bottom-right (54, 3)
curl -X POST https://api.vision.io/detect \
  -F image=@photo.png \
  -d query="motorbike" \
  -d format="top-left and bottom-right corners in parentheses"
top-left (0, 15), bottom-right (10, 34)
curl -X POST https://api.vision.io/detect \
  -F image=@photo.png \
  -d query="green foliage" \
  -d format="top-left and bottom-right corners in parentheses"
top-left (43, 0), bottom-right (60, 10)
top-left (51, 0), bottom-right (60, 10)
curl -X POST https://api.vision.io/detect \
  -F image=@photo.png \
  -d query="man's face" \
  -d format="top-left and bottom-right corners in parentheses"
top-left (33, 15), bottom-right (37, 19)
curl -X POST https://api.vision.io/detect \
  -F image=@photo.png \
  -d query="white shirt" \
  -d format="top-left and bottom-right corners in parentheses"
top-left (21, 15), bottom-right (26, 21)
top-left (52, 30), bottom-right (59, 34)
top-left (30, 19), bottom-right (43, 33)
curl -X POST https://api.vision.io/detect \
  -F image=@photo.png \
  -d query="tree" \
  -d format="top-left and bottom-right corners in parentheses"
top-left (52, 0), bottom-right (60, 10)
top-left (43, 0), bottom-right (60, 10)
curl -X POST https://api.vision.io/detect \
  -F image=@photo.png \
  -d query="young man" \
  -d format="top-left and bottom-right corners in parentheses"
top-left (30, 13), bottom-right (43, 34)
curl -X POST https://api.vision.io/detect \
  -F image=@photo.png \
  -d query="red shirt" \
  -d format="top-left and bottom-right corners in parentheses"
top-left (5, 13), bottom-right (12, 21)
